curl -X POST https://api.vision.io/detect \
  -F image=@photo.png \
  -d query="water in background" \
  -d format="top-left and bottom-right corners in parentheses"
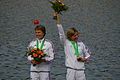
top-left (0, 0), bottom-right (120, 80)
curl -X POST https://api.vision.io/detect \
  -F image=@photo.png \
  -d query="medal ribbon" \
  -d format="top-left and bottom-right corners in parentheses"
top-left (70, 41), bottom-right (79, 57)
top-left (36, 39), bottom-right (44, 50)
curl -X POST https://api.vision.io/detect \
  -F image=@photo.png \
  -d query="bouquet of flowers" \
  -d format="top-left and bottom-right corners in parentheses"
top-left (49, 0), bottom-right (68, 19)
top-left (28, 48), bottom-right (46, 66)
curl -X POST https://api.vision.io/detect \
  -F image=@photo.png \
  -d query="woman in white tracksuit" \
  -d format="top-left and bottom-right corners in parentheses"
top-left (27, 25), bottom-right (54, 80)
top-left (56, 14), bottom-right (90, 80)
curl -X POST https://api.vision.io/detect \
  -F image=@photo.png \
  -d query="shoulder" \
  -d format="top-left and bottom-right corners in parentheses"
top-left (29, 39), bottom-right (36, 44)
top-left (78, 41), bottom-right (90, 50)
top-left (27, 39), bottom-right (36, 48)
top-left (45, 39), bottom-right (53, 46)
top-left (78, 41), bottom-right (85, 47)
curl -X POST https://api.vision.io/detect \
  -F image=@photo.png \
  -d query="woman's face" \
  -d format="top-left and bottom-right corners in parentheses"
top-left (70, 32), bottom-right (79, 42)
top-left (35, 29), bottom-right (44, 39)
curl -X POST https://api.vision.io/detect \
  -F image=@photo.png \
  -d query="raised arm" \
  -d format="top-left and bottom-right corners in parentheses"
top-left (56, 14), bottom-right (66, 44)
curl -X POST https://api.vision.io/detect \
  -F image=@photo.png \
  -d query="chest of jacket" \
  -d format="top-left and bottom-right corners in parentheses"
top-left (65, 40), bottom-right (85, 57)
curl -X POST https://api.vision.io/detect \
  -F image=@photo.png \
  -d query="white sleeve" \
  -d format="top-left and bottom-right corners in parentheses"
top-left (82, 43), bottom-right (91, 59)
top-left (27, 41), bottom-right (33, 51)
top-left (27, 41), bottom-right (34, 61)
top-left (57, 24), bottom-right (66, 44)
top-left (45, 43), bottom-right (54, 61)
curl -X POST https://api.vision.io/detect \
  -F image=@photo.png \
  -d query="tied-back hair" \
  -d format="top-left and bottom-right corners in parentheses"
top-left (35, 25), bottom-right (46, 36)
top-left (66, 27), bottom-right (79, 40)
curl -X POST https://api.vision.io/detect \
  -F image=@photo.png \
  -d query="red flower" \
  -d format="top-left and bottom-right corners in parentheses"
top-left (37, 50), bottom-right (44, 55)
top-left (28, 48), bottom-right (46, 65)
top-left (33, 53), bottom-right (38, 57)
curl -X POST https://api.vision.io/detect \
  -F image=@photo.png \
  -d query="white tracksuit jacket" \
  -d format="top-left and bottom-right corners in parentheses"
top-left (57, 24), bottom-right (90, 69)
top-left (27, 38), bottom-right (54, 80)
top-left (57, 24), bottom-right (90, 80)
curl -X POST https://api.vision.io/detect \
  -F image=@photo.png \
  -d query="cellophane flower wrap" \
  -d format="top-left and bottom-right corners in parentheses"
top-left (28, 48), bottom-right (46, 64)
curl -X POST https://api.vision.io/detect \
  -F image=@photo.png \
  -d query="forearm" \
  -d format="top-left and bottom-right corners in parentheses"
top-left (82, 43), bottom-right (91, 59)
top-left (57, 24), bottom-right (66, 43)
top-left (45, 56), bottom-right (54, 62)
top-left (44, 52), bottom-right (54, 62)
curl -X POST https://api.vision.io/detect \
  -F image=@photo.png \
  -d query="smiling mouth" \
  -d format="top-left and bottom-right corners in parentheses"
top-left (36, 36), bottom-right (44, 39)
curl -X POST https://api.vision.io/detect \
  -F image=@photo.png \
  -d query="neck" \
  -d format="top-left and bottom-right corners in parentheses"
top-left (37, 38), bottom-right (44, 40)
top-left (70, 40), bottom-right (77, 43)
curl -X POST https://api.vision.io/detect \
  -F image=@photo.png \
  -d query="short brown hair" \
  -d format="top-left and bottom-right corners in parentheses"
top-left (35, 25), bottom-right (46, 36)
top-left (35, 25), bottom-right (46, 33)
top-left (66, 27), bottom-right (79, 40)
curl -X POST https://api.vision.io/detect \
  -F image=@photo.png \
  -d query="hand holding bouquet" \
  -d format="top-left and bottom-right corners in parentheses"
top-left (28, 48), bottom-right (46, 66)
top-left (77, 57), bottom-right (87, 62)
top-left (49, 0), bottom-right (68, 20)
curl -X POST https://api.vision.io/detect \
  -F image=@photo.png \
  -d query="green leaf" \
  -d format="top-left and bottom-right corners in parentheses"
top-left (49, 1), bottom-right (68, 13)
top-left (34, 58), bottom-right (41, 62)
